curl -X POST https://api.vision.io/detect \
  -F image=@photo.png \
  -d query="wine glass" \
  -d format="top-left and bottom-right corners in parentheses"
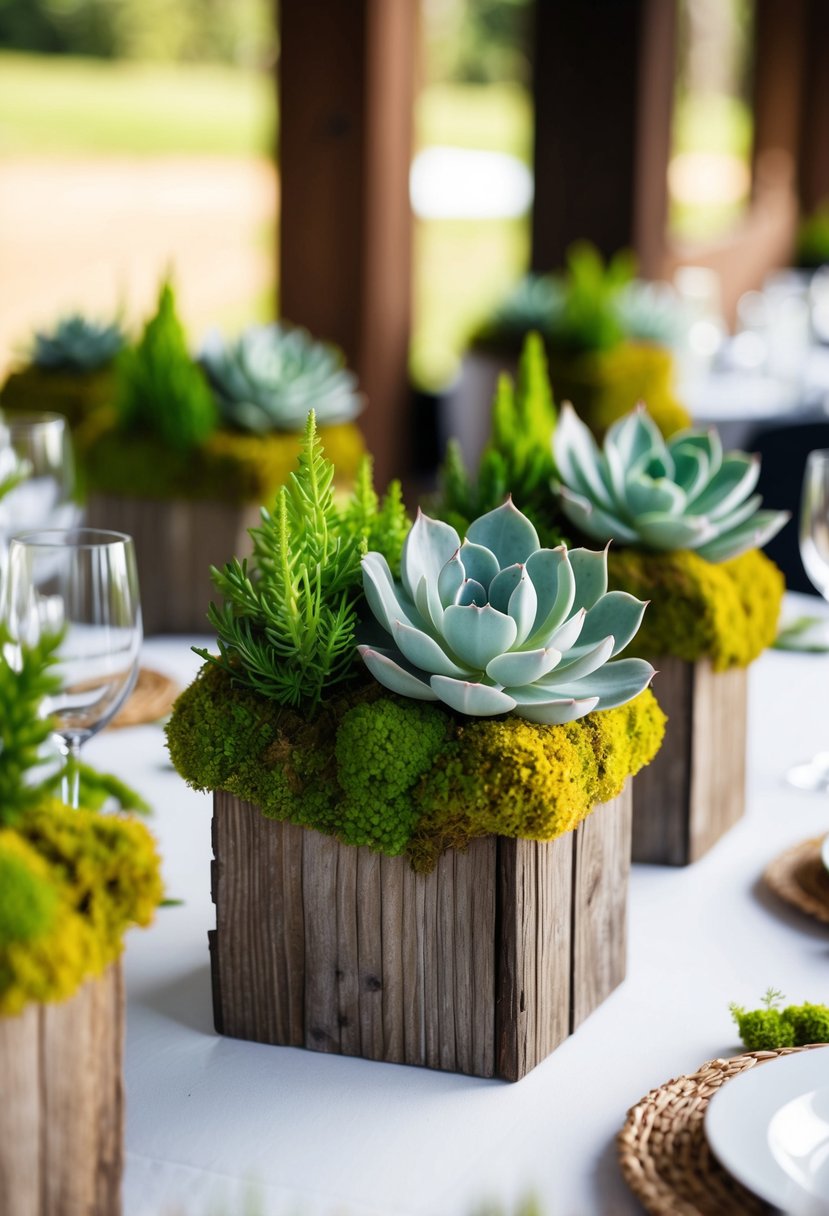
top-left (789, 449), bottom-right (829, 790)
top-left (0, 412), bottom-right (79, 541)
top-left (3, 529), bottom-right (142, 808)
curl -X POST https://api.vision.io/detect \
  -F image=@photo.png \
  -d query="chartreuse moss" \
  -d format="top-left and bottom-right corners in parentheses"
top-left (546, 341), bottom-right (690, 439)
top-left (607, 546), bottom-right (784, 670)
top-left (76, 410), bottom-right (364, 504)
top-left (0, 801), bottom-right (163, 1016)
top-left (166, 664), bottom-right (665, 872)
top-left (730, 989), bottom-right (829, 1050)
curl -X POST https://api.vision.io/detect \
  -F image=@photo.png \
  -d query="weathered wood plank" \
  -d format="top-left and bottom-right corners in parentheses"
top-left (689, 660), bottom-right (747, 862)
top-left (631, 655), bottom-right (693, 865)
top-left (0, 966), bottom-right (124, 1216)
top-left (211, 795), bottom-right (627, 1080)
top-left (495, 833), bottom-right (572, 1082)
top-left (0, 1002), bottom-right (40, 1216)
top-left (85, 495), bottom-right (259, 636)
top-left (571, 788), bottom-right (632, 1030)
top-left (631, 655), bottom-right (747, 865)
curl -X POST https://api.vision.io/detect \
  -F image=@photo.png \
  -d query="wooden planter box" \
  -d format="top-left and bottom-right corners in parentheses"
top-left (209, 785), bottom-right (632, 1081)
top-left (631, 655), bottom-right (748, 866)
top-left (86, 494), bottom-right (260, 635)
top-left (0, 964), bottom-right (124, 1216)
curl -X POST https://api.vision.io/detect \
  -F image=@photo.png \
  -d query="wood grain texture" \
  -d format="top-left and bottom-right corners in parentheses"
top-left (212, 791), bottom-right (630, 1080)
top-left (85, 495), bottom-right (260, 636)
top-left (0, 964), bottom-right (124, 1216)
top-left (572, 785), bottom-right (632, 1029)
top-left (631, 656), bottom-right (747, 866)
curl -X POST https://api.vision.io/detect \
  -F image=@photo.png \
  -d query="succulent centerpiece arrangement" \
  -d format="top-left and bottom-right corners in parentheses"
top-left (0, 312), bottom-right (126, 427)
top-left (167, 413), bottom-right (665, 1080)
top-left (78, 282), bottom-right (365, 633)
top-left (551, 401), bottom-right (789, 863)
top-left (451, 243), bottom-right (690, 469)
top-left (0, 629), bottom-right (162, 1216)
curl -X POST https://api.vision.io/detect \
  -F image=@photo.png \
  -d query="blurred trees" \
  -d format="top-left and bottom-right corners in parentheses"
top-left (0, 0), bottom-right (273, 64)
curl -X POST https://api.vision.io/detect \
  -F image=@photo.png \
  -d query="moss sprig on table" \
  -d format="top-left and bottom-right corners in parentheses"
top-left (730, 989), bottom-right (829, 1050)
top-left (166, 663), bottom-right (665, 871)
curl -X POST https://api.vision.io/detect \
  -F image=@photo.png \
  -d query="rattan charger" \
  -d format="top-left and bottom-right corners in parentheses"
top-left (110, 667), bottom-right (180, 729)
top-left (618, 1045), bottom-right (827, 1215)
top-left (764, 837), bottom-right (829, 927)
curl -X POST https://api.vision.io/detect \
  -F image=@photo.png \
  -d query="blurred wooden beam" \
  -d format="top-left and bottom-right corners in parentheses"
top-left (531, 0), bottom-right (677, 276)
top-left (799, 0), bottom-right (829, 210)
top-left (278, 0), bottom-right (417, 486)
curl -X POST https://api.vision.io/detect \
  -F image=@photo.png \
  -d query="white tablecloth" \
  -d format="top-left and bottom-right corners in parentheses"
top-left (84, 596), bottom-right (829, 1216)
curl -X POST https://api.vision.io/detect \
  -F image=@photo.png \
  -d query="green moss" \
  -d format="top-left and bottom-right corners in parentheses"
top-left (546, 341), bottom-right (690, 438)
top-left (0, 800), bottom-right (163, 1016)
top-left (731, 1008), bottom-right (795, 1051)
top-left (408, 689), bottom-right (665, 871)
top-left (782, 1003), bottom-right (829, 1045)
top-left (76, 412), bottom-right (365, 504)
top-left (0, 834), bottom-right (58, 945)
top-left (0, 366), bottom-right (116, 428)
top-left (607, 546), bottom-right (785, 670)
top-left (167, 665), bottom-right (665, 870)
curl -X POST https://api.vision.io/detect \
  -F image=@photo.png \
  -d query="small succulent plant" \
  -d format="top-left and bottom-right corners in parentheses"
top-left (199, 323), bottom-right (363, 433)
top-left (615, 279), bottom-right (686, 346)
top-left (31, 314), bottom-right (125, 372)
top-left (552, 403), bottom-right (789, 563)
top-left (359, 500), bottom-right (654, 723)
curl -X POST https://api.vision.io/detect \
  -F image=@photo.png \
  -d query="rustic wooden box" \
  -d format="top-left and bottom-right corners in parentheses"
top-left (632, 655), bottom-right (747, 866)
top-left (0, 964), bottom-right (124, 1216)
top-left (209, 785), bottom-right (632, 1081)
top-left (86, 494), bottom-right (260, 636)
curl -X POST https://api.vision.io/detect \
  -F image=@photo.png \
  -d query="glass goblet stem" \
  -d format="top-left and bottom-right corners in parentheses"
top-left (58, 733), bottom-right (83, 810)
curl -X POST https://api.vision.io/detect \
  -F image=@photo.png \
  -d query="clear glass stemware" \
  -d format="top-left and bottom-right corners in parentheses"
top-left (3, 528), bottom-right (142, 808)
top-left (0, 412), bottom-right (79, 541)
top-left (789, 449), bottom-right (829, 791)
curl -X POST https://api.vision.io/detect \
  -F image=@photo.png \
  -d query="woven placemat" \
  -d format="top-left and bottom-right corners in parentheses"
top-left (764, 837), bottom-right (829, 927)
top-left (109, 668), bottom-right (180, 730)
top-left (618, 1045), bottom-right (827, 1215)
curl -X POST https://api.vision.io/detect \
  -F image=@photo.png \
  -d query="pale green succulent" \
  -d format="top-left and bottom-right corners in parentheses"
top-left (552, 403), bottom-right (789, 563)
top-left (31, 314), bottom-right (125, 372)
top-left (199, 323), bottom-right (363, 433)
top-left (359, 500), bottom-right (654, 723)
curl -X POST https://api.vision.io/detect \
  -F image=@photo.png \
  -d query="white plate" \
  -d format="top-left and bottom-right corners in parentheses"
top-left (821, 834), bottom-right (829, 875)
top-left (705, 1048), bottom-right (829, 1212)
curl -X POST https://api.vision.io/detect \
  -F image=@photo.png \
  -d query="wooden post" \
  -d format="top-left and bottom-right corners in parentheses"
top-left (631, 656), bottom-right (748, 865)
top-left (211, 787), bottom-right (632, 1081)
top-left (278, 0), bottom-right (417, 487)
top-left (0, 965), bottom-right (124, 1216)
top-left (530, 0), bottom-right (677, 277)
top-left (798, 0), bottom-right (829, 211)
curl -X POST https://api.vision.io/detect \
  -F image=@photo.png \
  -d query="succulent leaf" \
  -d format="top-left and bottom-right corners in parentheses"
top-left (360, 503), bottom-right (653, 721)
top-left (553, 403), bottom-right (788, 563)
top-left (199, 323), bottom-right (363, 433)
top-left (31, 313), bottom-right (125, 372)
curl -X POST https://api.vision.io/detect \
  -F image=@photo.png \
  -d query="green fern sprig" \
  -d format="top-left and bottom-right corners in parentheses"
top-left (0, 629), bottom-right (63, 827)
top-left (196, 411), bottom-right (409, 713)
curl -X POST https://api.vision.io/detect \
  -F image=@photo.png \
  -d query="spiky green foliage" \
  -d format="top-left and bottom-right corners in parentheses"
top-left (115, 279), bottom-right (217, 451)
top-left (31, 313), bottom-right (125, 372)
top-left (439, 333), bottom-right (564, 546)
top-left (547, 242), bottom-right (635, 353)
top-left (196, 412), bottom-right (409, 712)
top-left (0, 629), bottom-right (63, 828)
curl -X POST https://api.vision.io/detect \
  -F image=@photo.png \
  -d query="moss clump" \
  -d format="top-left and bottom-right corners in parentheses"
top-left (0, 801), bottom-right (163, 1016)
top-left (731, 1007), bottom-right (796, 1051)
top-left (546, 341), bottom-right (690, 439)
top-left (782, 1003), bottom-right (829, 1046)
top-left (77, 412), bottom-right (365, 504)
top-left (167, 666), bottom-right (665, 871)
top-left (0, 366), bottom-right (116, 429)
top-left (608, 546), bottom-right (784, 670)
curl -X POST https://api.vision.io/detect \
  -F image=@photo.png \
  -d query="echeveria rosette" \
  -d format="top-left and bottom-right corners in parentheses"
top-left (358, 500), bottom-right (654, 724)
top-left (31, 314), bottom-right (125, 372)
top-left (199, 323), bottom-right (364, 434)
top-left (552, 403), bottom-right (789, 563)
